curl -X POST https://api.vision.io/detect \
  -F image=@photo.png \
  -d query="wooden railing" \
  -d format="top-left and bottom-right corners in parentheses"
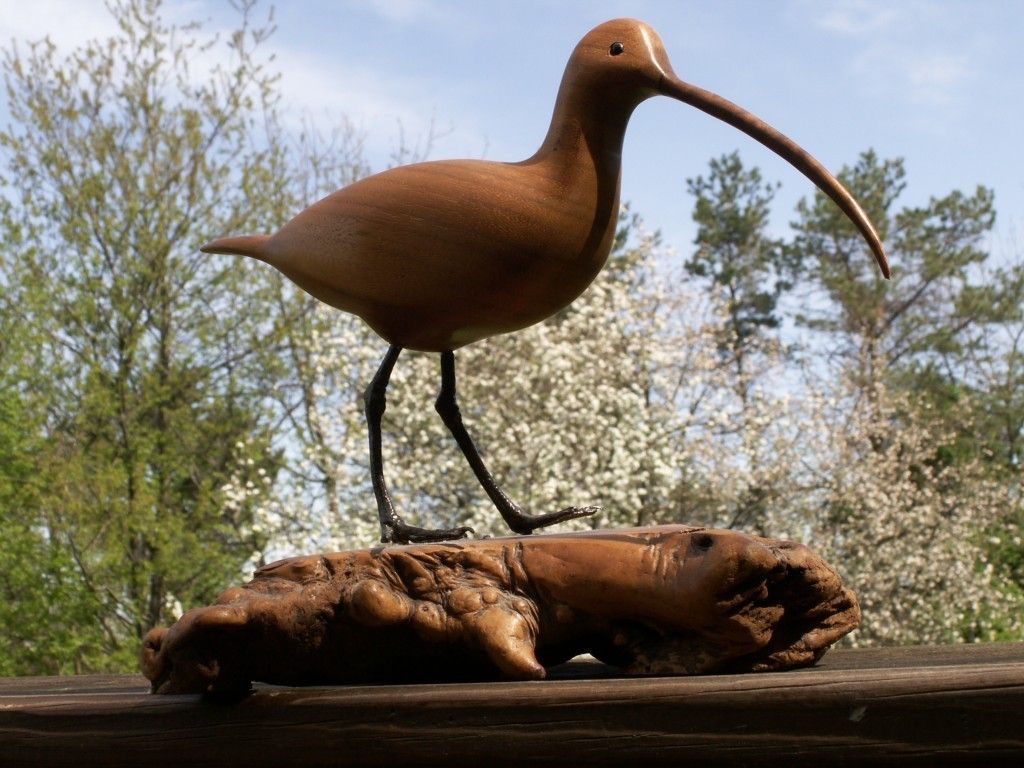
top-left (2, 642), bottom-right (1022, 766)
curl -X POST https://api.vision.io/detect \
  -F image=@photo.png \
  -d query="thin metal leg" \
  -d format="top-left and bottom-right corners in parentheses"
top-left (435, 350), bottom-right (598, 535)
top-left (365, 345), bottom-right (472, 544)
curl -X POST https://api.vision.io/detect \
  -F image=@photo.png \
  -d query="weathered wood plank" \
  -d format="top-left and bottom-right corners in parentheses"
top-left (2, 643), bottom-right (1023, 767)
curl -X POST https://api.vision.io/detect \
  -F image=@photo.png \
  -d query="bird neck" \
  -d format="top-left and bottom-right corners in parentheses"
top-left (525, 65), bottom-right (644, 186)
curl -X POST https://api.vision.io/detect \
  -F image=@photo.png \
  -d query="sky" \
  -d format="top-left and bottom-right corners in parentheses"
top-left (1, 0), bottom-right (1022, 263)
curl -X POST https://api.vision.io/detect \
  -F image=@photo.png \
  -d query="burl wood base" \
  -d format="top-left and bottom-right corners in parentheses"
top-left (141, 525), bottom-right (859, 694)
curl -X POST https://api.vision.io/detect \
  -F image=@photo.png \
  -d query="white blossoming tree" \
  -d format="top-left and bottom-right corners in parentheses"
top-left (797, 381), bottom-right (1021, 645)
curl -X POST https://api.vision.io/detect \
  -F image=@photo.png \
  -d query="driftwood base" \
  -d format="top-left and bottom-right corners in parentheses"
top-left (141, 525), bottom-right (859, 693)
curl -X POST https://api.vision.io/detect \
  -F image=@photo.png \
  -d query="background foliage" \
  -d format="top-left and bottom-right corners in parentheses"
top-left (1, 1), bottom-right (1021, 673)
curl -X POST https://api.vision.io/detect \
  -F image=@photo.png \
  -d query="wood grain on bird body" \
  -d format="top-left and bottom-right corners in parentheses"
top-left (233, 156), bottom-right (617, 352)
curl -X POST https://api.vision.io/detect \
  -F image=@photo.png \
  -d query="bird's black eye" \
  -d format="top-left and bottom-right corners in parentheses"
top-left (609, 41), bottom-right (624, 56)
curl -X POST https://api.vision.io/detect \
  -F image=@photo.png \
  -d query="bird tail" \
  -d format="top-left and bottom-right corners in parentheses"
top-left (200, 234), bottom-right (270, 258)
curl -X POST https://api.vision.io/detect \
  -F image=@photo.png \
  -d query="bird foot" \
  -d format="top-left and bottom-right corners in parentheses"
top-left (505, 505), bottom-right (600, 535)
top-left (381, 521), bottom-right (474, 545)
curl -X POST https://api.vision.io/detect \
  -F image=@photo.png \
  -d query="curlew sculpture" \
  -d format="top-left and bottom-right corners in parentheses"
top-left (202, 19), bottom-right (890, 544)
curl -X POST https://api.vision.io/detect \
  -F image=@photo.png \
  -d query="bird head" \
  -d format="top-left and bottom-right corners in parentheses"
top-left (571, 18), bottom-right (890, 279)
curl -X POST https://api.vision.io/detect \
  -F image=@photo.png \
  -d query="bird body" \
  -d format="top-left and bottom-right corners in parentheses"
top-left (210, 155), bottom-right (619, 351)
top-left (202, 18), bottom-right (890, 543)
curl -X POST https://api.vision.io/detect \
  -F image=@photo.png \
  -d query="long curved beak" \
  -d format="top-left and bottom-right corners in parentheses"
top-left (658, 73), bottom-right (891, 279)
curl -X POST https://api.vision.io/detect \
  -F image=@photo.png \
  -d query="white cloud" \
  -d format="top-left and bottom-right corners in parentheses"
top-left (0, 0), bottom-right (116, 49)
top-left (852, 44), bottom-right (972, 107)
top-left (810, 0), bottom-right (975, 109)
top-left (341, 0), bottom-right (450, 26)
top-left (0, 1), bottom-right (229, 55)
top-left (269, 43), bottom-right (484, 166)
top-left (0, 0), bottom-right (481, 168)
top-left (815, 0), bottom-right (899, 37)
top-left (274, 46), bottom-right (424, 128)
top-left (902, 52), bottom-right (971, 106)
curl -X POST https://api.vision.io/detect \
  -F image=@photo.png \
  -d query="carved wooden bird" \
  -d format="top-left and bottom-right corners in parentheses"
top-left (202, 19), bottom-right (890, 545)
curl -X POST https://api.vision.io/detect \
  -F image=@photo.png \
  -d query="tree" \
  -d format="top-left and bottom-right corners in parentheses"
top-left (679, 154), bottom-right (799, 532)
top-left (790, 150), bottom-right (999, 397)
top-left (0, 0), bottom-right (287, 670)
top-left (800, 380), bottom-right (1022, 645)
top-left (950, 257), bottom-right (1024, 599)
top-left (789, 151), bottom-right (1023, 631)
top-left (0, 289), bottom-right (101, 673)
top-left (686, 152), bottom-right (790, 361)
top-left (951, 258), bottom-right (1024, 471)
